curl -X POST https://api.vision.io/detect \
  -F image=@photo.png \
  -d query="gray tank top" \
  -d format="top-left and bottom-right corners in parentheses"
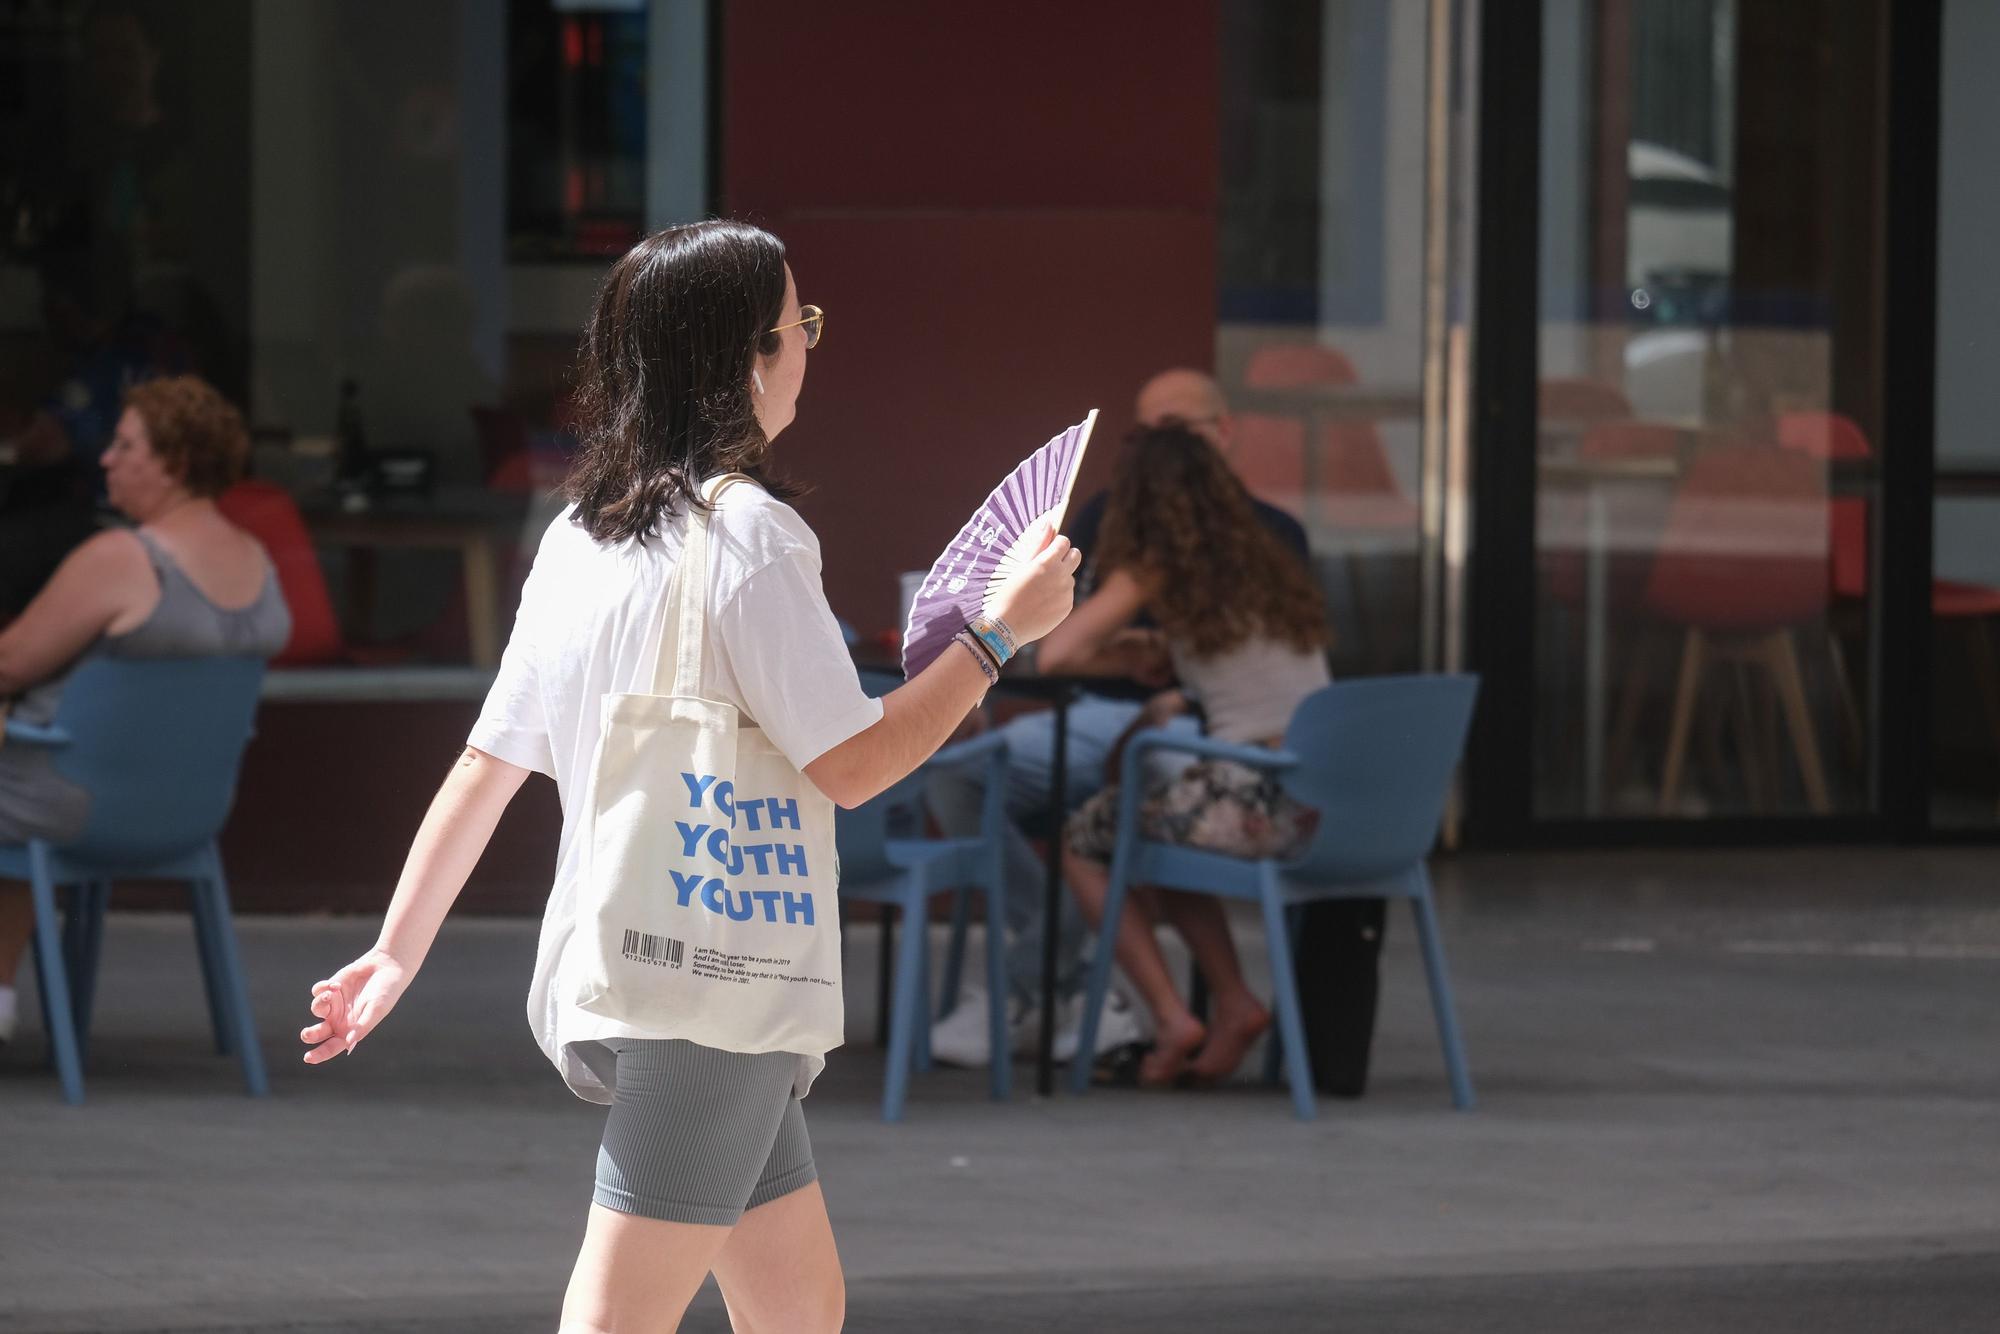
top-left (104, 529), bottom-right (292, 660)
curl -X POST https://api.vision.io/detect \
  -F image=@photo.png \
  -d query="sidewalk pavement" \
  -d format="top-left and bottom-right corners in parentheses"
top-left (3, 847), bottom-right (1998, 1332)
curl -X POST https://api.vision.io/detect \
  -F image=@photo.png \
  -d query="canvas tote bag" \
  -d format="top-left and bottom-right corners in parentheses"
top-left (570, 473), bottom-right (845, 1058)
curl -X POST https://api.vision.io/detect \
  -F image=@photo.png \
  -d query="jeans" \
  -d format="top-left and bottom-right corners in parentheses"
top-left (925, 693), bottom-right (1199, 1009)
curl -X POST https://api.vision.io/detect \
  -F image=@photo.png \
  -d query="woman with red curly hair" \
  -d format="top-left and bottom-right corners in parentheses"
top-left (1039, 424), bottom-right (1332, 1087)
top-left (0, 375), bottom-right (291, 1044)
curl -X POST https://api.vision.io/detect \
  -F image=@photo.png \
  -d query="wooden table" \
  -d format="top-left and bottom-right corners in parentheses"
top-left (301, 488), bottom-right (531, 667)
top-left (1233, 383), bottom-right (1427, 423)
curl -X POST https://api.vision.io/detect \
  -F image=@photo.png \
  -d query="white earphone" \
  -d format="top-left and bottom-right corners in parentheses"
top-left (752, 369), bottom-right (766, 396)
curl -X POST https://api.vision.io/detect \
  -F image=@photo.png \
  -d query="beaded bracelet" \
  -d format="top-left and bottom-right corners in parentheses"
top-left (952, 630), bottom-right (1000, 685)
top-left (966, 613), bottom-right (1018, 668)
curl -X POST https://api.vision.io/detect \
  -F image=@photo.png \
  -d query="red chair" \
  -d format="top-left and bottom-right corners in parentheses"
top-left (1775, 411), bottom-right (1869, 598)
top-left (216, 481), bottom-right (344, 666)
top-left (1776, 411), bottom-right (2000, 804)
top-left (1239, 343), bottom-right (1417, 530)
top-left (1228, 414), bottom-right (1308, 518)
top-left (1637, 445), bottom-right (1834, 814)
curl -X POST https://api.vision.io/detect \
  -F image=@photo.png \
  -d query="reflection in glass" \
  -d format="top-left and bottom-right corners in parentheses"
top-left (1535, 0), bottom-right (1886, 819)
top-left (1220, 0), bottom-right (1427, 678)
top-left (1931, 0), bottom-right (2000, 827)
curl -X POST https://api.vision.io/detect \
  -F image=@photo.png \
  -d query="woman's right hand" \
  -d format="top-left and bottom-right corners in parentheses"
top-left (301, 948), bottom-right (411, 1063)
top-left (990, 518), bottom-right (1082, 644)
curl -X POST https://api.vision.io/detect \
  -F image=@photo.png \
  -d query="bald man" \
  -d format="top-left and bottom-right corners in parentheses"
top-left (1134, 366), bottom-right (1235, 452)
top-left (924, 368), bottom-right (1311, 1069)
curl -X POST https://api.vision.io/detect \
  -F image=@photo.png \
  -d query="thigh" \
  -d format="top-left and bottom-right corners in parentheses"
top-left (560, 1204), bottom-right (731, 1334)
top-left (709, 1180), bottom-right (845, 1334)
top-left (1062, 784), bottom-right (1124, 864)
top-left (562, 1041), bottom-right (804, 1331)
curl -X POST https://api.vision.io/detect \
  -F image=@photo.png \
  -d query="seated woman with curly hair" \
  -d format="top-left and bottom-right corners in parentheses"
top-left (0, 375), bottom-right (290, 1045)
top-left (1038, 425), bottom-right (1331, 1086)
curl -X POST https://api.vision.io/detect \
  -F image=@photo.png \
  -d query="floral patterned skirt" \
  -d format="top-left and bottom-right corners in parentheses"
top-left (1065, 757), bottom-right (1318, 865)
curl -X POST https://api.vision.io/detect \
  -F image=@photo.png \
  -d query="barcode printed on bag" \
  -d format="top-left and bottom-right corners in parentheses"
top-left (621, 929), bottom-right (684, 968)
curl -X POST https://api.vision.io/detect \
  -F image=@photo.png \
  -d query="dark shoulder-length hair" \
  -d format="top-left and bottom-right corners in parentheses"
top-left (565, 220), bottom-right (802, 543)
top-left (1095, 426), bottom-right (1329, 657)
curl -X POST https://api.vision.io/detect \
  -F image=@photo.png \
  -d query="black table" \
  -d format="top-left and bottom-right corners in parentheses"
top-left (984, 671), bottom-right (1094, 1098)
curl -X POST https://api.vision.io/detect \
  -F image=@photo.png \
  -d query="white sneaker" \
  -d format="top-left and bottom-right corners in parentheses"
top-left (928, 987), bottom-right (1038, 1068)
top-left (1054, 987), bottom-right (1150, 1063)
top-left (0, 985), bottom-right (16, 1046)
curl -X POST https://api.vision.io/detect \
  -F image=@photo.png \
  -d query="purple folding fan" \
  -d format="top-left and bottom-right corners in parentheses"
top-left (902, 409), bottom-right (1099, 678)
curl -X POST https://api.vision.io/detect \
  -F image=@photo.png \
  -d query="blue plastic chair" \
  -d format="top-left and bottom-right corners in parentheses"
top-left (1067, 675), bottom-right (1481, 1120)
top-left (1, 655), bottom-right (270, 1104)
top-left (837, 673), bottom-right (1010, 1120)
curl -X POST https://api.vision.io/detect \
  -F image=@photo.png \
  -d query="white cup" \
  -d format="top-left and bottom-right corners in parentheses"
top-left (897, 570), bottom-right (929, 633)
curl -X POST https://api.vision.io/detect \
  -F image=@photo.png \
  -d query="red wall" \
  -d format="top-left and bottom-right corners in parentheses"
top-left (723, 0), bottom-right (1220, 634)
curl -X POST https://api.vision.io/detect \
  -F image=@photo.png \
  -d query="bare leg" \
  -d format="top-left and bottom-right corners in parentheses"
top-left (1063, 847), bottom-right (1204, 1084)
top-left (709, 1181), bottom-right (845, 1333)
top-left (558, 1203), bottom-right (733, 1333)
top-left (1156, 890), bottom-right (1271, 1082)
top-left (0, 885), bottom-right (33, 986)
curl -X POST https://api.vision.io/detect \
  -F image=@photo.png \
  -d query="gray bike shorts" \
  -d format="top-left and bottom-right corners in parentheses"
top-left (571, 1037), bottom-right (817, 1227)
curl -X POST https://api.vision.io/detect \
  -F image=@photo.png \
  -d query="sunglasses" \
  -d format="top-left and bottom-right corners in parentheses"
top-left (767, 304), bottom-right (825, 350)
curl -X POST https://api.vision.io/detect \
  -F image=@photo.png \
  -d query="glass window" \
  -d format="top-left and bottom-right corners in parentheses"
top-left (1534, 0), bottom-right (1889, 819)
top-left (507, 0), bottom-right (650, 261)
top-left (0, 1), bottom-right (705, 679)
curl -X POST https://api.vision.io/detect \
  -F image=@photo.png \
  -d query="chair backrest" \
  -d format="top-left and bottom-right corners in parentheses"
top-left (216, 481), bottom-right (344, 666)
top-left (1282, 675), bottom-right (1479, 883)
top-left (1774, 410), bottom-right (1872, 462)
top-left (1774, 411), bottom-right (1871, 598)
top-left (1244, 342), bottom-right (1359, 388)
top-left (1642, 443), bottom-right (1831, 630)
top-left (834, 773), bottom-right (929, 883)
top-left (46, 655), bottom-right (267, 866)
top-left (835, 669), bottom-right (916, 881)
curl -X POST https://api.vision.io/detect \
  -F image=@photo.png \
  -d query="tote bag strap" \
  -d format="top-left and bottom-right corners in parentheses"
top-left (655, 472), bottom-right (757, 696)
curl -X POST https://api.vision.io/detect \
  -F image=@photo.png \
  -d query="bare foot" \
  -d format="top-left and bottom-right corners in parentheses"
top-left (1138, 1011), bottom-right (1207, 1086)
top-left (1187, 995), bottom-right (1271, 1084)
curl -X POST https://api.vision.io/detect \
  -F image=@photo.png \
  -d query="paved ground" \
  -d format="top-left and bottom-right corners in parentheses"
top-left (3, 846), bottom-right (1998, 1332)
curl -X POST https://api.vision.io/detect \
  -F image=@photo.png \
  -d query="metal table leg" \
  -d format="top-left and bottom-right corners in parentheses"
top-left (1035, 689), bottom-right (1072, 1097)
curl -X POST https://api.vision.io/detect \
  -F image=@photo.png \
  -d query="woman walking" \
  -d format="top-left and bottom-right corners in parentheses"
top-left (300, 220), bottom-right (1078, 1332)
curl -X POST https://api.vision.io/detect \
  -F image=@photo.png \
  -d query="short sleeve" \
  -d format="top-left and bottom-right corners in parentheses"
top-left (715, 551), bottom-right (884, 770)
top-left (468, 607), bottom-right (556, 778)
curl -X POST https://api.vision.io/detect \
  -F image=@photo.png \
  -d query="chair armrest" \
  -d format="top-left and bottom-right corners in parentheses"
top-left (2, 718), bottom-right (69, 748)
top-left (1120, 727), bottom-right (1297, 791)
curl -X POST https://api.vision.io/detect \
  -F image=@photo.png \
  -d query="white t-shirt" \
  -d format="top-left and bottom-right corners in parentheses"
top-left (468, 484), bottom-right (883, 1103)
